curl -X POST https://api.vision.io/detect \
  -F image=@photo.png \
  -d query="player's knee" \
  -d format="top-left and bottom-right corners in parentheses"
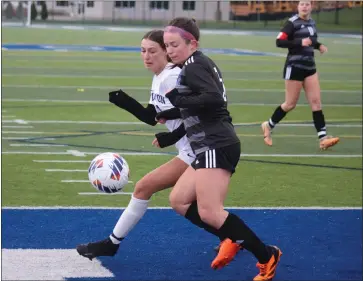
top-left (133, 180), bottom-right (153, 200)
top-left (282, 101), bottom-right (296, 112)
top-left (309, 98), bottom-right (322, 111)
top-left (169, 192), bottom-right (180, 211)
top-left (198, 206), bottom-right (215, 226)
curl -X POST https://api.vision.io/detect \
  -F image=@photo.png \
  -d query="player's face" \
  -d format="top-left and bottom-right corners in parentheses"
top-left (140, 39), bottom-right (168, 74)
top-left (164, 32), bottom-right (197, 64)
top-left (298, 1), bottom-right (312, 18)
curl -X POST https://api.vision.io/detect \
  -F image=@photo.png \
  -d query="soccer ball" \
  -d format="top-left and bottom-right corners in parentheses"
top-left (88, 152), bottom-right (130, 193)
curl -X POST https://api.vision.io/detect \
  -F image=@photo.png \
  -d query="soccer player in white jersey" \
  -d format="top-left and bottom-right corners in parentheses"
top-left (76, 30), bottom-right (195, 259)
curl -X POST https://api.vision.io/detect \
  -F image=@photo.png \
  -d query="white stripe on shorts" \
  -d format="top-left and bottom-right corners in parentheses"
top-left (285, 66), bottom-right (292, 80)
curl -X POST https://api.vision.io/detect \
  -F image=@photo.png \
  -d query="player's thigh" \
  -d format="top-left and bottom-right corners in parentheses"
top-left (195, 168), bottom-right (231, 211)
top-left (169, 166), bottom-right (197, 214)
top-left (135, 156), bottom-right (188, 197)
top-left (303, 72), bottom-right (321, 109)
top-left (284, 65), bottom-right (304, 106)
top-left (194, 144), bottom-right (240, 211)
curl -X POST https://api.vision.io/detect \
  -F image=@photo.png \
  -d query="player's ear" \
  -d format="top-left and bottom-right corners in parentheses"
top-left (190, 39), bottom-right (199, 51)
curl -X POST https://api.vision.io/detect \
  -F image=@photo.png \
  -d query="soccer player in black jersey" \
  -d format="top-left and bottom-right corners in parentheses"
top-left (163, 17), bottom-right (281, 280)
top-left (262, 0), bottom-right (339, 150)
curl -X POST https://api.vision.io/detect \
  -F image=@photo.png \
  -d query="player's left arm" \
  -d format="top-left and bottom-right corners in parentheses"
top-left (166, 63), bottom-right (225, 109)
top-left (154, 123), bottom-right (186, 148)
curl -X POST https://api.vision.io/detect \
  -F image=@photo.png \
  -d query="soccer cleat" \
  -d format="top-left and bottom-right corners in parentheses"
top-left (253, 245), bottom-right (282, 281)
top-left (76, 238), bottom-right (119, 260)
top-left (261, 122), bottom-right (273, 146)
top-left (319, 136), bottom-right (340, 150)
top-left (211, 239), bottom-right (242, 269)
top-left (214, 240), bottom-right (244, 253)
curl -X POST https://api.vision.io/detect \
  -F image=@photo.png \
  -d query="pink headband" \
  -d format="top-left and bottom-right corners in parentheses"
top-left (164, 26), bottom-right (197, 42)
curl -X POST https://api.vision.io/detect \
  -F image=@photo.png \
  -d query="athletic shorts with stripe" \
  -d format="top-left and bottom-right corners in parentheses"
top-left (283, 65), bottom-right (316, 81)
top-left (191, 142), bottom-right (241, 174)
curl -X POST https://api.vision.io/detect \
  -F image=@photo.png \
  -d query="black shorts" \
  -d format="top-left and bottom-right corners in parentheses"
top-left (283, 65), bottom-right (316, 81)
top-left (191, 143), bottom-right (241, 174)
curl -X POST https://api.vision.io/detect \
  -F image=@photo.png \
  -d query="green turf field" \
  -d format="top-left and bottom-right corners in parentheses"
top-left (1, 27), bottom-right (362, 207)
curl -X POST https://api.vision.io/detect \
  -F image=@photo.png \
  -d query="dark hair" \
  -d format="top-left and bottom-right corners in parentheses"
top-left (167, 17), bottom-right (200, 42)
top-left (142, 29), bottom-right (171, 62)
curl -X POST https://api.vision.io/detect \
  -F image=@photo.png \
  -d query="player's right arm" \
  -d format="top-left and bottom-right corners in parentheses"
top-left (109, 89), bottom-right (157, 126)
top-left (276, 21), bottom-right (302, 48)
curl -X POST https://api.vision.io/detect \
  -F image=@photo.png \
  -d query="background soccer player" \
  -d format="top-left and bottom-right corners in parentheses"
top-left (262, 0), bottom-right (339, 150)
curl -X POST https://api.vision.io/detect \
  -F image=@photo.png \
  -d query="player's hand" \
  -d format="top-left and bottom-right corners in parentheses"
top-left (301, 37), bottom-right (312, 47)
top-left (157, 118), bottom-right (166, 124)
top-left (152, 138), bottom-right (160, 148)
top-left (319, 44), bottom-right (328, 54)
top-left (108, 89), bottom-right (126, 106)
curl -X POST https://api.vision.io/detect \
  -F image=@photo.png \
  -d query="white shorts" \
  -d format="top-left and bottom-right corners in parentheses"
top-left (177, 149), bottom-right (195, 165)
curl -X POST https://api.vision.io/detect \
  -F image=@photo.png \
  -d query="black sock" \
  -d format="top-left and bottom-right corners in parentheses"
top-left (313, 110), bottom-right (327, 139)
top-left (218, 213), bottom-right (271, 264)
top-left (185, 201), bottom-right (223, 240)
top-left (268, 105), bottom-right (287, 129)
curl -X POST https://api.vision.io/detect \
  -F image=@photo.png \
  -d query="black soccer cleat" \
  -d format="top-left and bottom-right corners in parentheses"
top-left (76, 238), bottom-right (119, 260)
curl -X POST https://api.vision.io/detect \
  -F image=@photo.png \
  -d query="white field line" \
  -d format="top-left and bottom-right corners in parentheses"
top-left (1, 120), bottom-right (144, 125)
top-left (45, 169), bottom-right (87, 172)
top-left (34, 160), bottom-right (90, 163)
top-left (14, 119), bottom-right (29, 124)
top-left (78, 192), bottom-right (134, 195)
top-left (2, 115), bottom-right (16, 118)
top-left (3, 73), bottom-right (362, 83)
top-left (2, 98), bottom-right (362, 107)
top-left (62, 180), bottom-right (133, 183)
top-left (2, 137), bottom-right (35, 140)
top-left (1, 151), bottom-right (361, 158)
top-left (1, 84), bottom-right (361, 93)
top-left (10, 144), bottom-right (66, 147)
top-left (2, 131), bottom-right (47, 134)
top-left (67, 150), bottom-right (86, 157)
top-left (2, 120), bottom-right (361, 127)
top-left (2, 125), bottom-right (34, 128)
top-left (2, 206), bottom-right (361, 210)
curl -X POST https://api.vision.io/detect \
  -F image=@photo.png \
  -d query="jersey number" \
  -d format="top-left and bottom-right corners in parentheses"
top-left (213, 67), bottom-right (227, 102)
top-left (307, 26), bottom-right (314, 36)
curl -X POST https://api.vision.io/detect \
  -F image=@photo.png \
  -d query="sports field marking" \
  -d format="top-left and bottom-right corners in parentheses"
top-left (2, 115), bottom-right (16, 118)
top-left (2, 151), bottom-right (362, 158)
top-left (2, 84), bottom-right (361, 93)
top-left (67, 150), bottom-right (86, 157)
top-left (2, 131), bottom-right (46, 134)
top-left (2, 206), bottom-right (361, 210)
top-left (34, 160), bottom-right (90, 163)
top-left (2, 120), bottom-right (362, 126)
top-left (3, 73), bottom-right (362, 83)
top-left (2, 137), bottom-right (35, 140)
top-left (2, 126), bottom-right (34, 128)
top-left (2, 98), bottom-right (361, 107)
top-left (62, 180), bottom-right (134, 183)
top-left (45, 169), bottom-right (87, 172)
top-left (2, 110), bottom-right (7, 113)
top-left (10, 144), bottom-right (66, 147)
top-left (5, 65), bottom-right (362, 74)
top-left (14, 119), bottom-right (28, 124)
top-left (78, 192), bottom-right (134, 195)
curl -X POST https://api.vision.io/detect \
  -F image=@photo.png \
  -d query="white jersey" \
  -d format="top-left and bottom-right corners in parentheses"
top-left (149, 63), bottom-right (194, 163)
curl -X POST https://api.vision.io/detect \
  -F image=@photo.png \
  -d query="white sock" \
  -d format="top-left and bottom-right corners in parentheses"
top-left (109, 195), bottom-right (149, 244)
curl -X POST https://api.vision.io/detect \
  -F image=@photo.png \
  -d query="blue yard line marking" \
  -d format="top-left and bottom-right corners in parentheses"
top-left (2, 209), bottom-right (362, 280)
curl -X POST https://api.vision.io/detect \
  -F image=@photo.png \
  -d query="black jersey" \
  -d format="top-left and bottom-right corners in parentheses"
top-left (166, 51), bottom-right (240, 155)
top-left (277, 14), bottom-right (322, 70)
